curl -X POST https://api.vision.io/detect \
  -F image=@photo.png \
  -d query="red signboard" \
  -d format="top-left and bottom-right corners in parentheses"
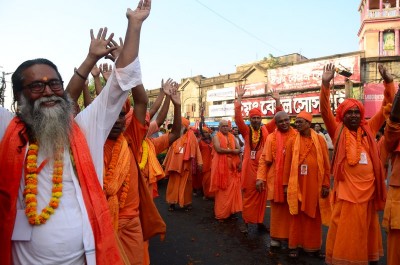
top-left (363, 83), bottom-right (385, 118)
top-left (240, 90), bottom-right (345, 117)
top-left (267, 55), bottom-right (360, 92)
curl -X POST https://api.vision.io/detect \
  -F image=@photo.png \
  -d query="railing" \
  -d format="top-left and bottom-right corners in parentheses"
top-left (368, 8), bottom-right (398, 18)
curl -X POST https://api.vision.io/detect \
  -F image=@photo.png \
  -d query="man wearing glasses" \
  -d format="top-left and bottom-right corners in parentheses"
top-left (0, 1), bottom-right (151, 264)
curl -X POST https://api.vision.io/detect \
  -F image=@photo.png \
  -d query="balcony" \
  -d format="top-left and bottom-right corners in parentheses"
top-left (367, 8), bottom-right (398, 18)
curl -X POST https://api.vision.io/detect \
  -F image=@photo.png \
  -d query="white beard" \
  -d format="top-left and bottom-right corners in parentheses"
top-left (19, 94), bottom-right (74, 157)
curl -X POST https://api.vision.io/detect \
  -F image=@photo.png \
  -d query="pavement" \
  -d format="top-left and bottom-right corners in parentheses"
top-left (149, 179), bottom-right (387, 265)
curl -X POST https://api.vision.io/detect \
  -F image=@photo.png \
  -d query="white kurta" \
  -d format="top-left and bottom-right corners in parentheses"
top-left (0, 58), bottom-right (142, 265)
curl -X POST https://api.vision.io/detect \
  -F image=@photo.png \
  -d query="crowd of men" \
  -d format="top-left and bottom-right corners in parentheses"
top-left (0, 1), bottom-right (400, 264)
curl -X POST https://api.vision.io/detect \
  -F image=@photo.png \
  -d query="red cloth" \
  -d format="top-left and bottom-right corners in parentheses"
top-left (0, 117), bottom-right (124, 265)
top-left (335, 98), bottom-right (365, 123)
top-left (249, 108), bottom-right (262, 118)
top-left (297, 111), bottom-right (312, 122)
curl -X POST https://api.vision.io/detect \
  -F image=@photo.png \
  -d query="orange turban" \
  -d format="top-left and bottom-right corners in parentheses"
top-left (296, 111), bottom-right (312, 122)
top-left (202, 126), bottom-right (212, 133)
top-left (182, 117), bottom-right (190, 129)
top-left (249, 108), bottom-right (262, 118)
top-left (335, 98), bottom-right (365, 123)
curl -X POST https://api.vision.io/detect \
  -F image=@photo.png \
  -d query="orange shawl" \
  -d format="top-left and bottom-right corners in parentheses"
top-left (0, 117), bottom-right (123, 265)
top-left (210, 132), bottom-right (236, 191)
top-left (103, 135), bottom-right (131, 231)
top-left (273, 127), bottom-right (296, 203)
top-left (287, 130), bottom-right (331, 225)
top-left (144, 138), bottom-right (165, 184)
top-left (332, 123), bottom-right (386, 210)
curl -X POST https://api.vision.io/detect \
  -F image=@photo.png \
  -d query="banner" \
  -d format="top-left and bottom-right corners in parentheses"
top-left (363, 83), bottom-right (385, 118)
top-left (267, 55), bottom-right (360, 91)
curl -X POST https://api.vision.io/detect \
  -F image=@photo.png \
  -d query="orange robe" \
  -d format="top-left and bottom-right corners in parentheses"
top-left (210, 132), bottom-right (242, 219)
top-left (234, 101), bottom-right (279, 224)
top-left (283, 131), bottom-right (331, 252)
top-left (164, 130), bottom-right (203, 207)
top-left (199, 138), bottom-right (214, 198)
top-left (104, 110), bottom-right (146, 265)
top-left (320, 82), bottom-right (395, 264)
top-left (382, 120), bottom-right (400, 265)
top-left (257, 127), bottom-right (297, 240)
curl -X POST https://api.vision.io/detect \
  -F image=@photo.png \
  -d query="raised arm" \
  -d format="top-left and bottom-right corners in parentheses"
top-left (167, 81), bottom-right (182, 145)
top-left (82, 79), bottom-right (93, 108)
top-left (320, 63), bottom-right (338, 138)
top-left (154, 79), bottom-right (174, 127)
top-left (265, 91), bottom-right (282, 133)
top-left (91, 64), bottom-right (103, 96)
top-left (66, 27), bottom-right (117, 102)
top-left (119, 0), bottom-right (151, 124)
top-left (368, 64), bottom-right (397, 134)
top-left (149, 79), bottom-right (166, 119)
top-left (234, 83), bottom-right (249, 137)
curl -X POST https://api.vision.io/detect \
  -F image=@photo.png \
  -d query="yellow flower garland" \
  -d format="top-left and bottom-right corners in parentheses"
top-left (24, 143), bottom-right (64, 225)
top-left (139, 140), bottom-right (149, 170)
top-left (250, 125), bottom-right (261, 145)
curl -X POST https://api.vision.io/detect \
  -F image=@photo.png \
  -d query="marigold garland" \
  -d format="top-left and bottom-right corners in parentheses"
top-left (103, 135), bottom-right (130, 209)
top-left (250, 125), bottom-right (261, 145)
top-left (139, 140), bottom-right (149, 170)
top-left (345, 127), bottom-right (362, 166)
top-left (24, 143), bottom-right (64, 225)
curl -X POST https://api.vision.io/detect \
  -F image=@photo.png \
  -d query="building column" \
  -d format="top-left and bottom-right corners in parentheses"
top-left (380, 0), bottom-right (383, 10)
top-left (380, 31), bottom-right (383, 56)
top-left (396, 30), bottom-right (400, 55)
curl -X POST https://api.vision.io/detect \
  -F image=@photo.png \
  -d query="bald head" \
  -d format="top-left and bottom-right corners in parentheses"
top-left (274, 111), bottom-right (290, 132)
top-left (219, 119), bottom-right (230, 135)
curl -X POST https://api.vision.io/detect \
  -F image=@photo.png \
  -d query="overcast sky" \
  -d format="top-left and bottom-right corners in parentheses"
top-left (0, 0), bottom-right (360, 109)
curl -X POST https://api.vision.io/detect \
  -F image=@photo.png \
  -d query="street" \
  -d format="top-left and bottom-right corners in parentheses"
top-left (149, 179), bottom-right (388, 265)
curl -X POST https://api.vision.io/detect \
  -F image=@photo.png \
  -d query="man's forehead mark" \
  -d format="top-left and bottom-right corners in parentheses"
top-left (42, 76), bottom-right (48, 81)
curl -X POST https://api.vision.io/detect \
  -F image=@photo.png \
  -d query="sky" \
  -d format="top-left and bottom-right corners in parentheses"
top-left (0, 0), bottom-right (361, 110)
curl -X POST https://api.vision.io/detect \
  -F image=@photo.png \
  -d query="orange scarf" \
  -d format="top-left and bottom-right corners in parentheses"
top-left (103, 135), bottom-right (131, 231)
top-left (0, 117), bottom-right (124, 265)
top-left (144, 138), bottom-right (165, 184)
top-left (210, 132), bottom-right (235, 191)
top-left (332, 123), bottom-right (386, 210)
top-left (287, 130), bottom-right (331, 225)
top-left (273, 127), bottom-right (296, 203)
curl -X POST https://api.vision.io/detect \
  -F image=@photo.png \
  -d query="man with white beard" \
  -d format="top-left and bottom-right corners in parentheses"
top-left (0, 1), bottom-right (151, 264)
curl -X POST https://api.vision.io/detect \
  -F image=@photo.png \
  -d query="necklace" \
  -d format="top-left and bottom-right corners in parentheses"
top-left (24, 143), bottom-right (64, 225)
top-left (103, 135), bottom-right (130, 208)
top-left (139, 140), bottom-right (149, 170)
top-left (345, 127), bottom-right (362, 166)
top-left (249, 125), bottom-right (262, 151)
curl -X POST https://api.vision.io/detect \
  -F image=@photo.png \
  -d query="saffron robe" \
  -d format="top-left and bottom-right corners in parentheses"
top-left (199, 138), bottom-right (214, 198)
top-left (320, 81), bottom-right (395, 264)
top-left (164, 130), bottom-right (203, 207)
top-left (257, 127), bottom-right (297, 240)
top-left (234, 101), bottom-right (280, 223)
top-left (382, 120), bottom-right (400, 265)
top-left (283, 131), bottom-right (331, 251)
top-left (210, 132), bottom-right (242, 219)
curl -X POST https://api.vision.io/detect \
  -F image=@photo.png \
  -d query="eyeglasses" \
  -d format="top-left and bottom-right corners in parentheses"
top-left (23, 80), bottom-right (64, 94)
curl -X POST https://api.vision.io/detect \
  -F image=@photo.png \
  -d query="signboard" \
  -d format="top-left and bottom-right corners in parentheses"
top-left (240, 90), bottom-right (345, 117)
top-left (209, 103), bottom-right (234, 117)
top-left (243, 82), bottom-right (265, 96)
top-left (206, 87), bottom-right (235, 101)
top-left (267, 55), bottom-right (360, 92)
top-left (363, 83), bottom-right (386, 118)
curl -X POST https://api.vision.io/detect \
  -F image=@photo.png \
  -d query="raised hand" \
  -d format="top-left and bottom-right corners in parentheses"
top-left (271, 90), bottom-right (280, 101)
top-left (91, 64), bottom-right (100, 77)
top-left (169, 81), bottom-right (181, 105)
top-left (378, 64), bottom-right (394, 83)
top-left (322, 63), bottom-right (336, 88)
top-left (100, 63), bottom-right (113, 82)
top-left (236, 81), bottom-right (247, 99)
top-left (126, 0), bottom-right (151, 22)
top-left (162, 78), bottom-right (175, 96)
top-left (89, 27), bottom-right (117, 61)
top-left (106, 37), bottom-right (124, 62)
